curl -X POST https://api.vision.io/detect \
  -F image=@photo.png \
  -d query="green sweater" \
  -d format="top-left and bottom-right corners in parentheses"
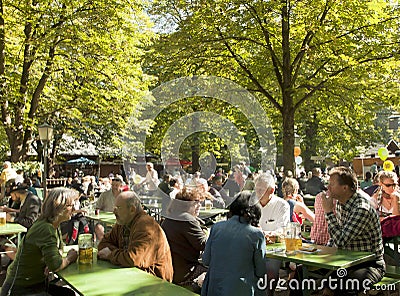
top-left (6, 219), bottom-right (63, 287)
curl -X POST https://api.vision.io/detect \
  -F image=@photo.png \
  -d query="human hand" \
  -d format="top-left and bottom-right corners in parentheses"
top-left (321, 191), bottom-right (334, 213)
top-left (66, 248), bottom-right (78, 263)
top-left (6, 213), bottom-right (13, 221)
top-left (97, 247), bottom-right (111, 260)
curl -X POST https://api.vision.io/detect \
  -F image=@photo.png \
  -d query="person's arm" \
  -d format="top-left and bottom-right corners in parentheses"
top-left (184, 220), bottom-right (207, 252)
top-left (100, 219), bottom-right (164, 268)
top-left (202, 226), bottom-right (214, 267)
top-left (324, 205), bottom-right (371, 248)
top-left (274, 200), bottom-right (290, 232)
top-left (0, 206), bottom-right (19, 213)
top-left (14, 197), bottom-right (41, 228)
top-left (54, 249), bottom-right (78, 272)
top-left (97, 225), bottom-right (120, 253)
top-left (253, 232), bottom-right (267, 278)
top-left (95, 193), bottom-right (104, 210)
top-left (391, 193), bottom-right (400, 216)
top-left (294, 202), bottom-right (315, 222)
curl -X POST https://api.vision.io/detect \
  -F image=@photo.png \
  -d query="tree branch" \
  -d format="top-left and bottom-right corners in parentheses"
top-left (216, 27), bottom-right (282, 112)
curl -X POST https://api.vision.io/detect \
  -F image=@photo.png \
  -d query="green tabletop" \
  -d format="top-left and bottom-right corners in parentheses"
top-left (58, 252), bottom-right (197, 296)
top-left (266, 243), bottom-right (375, 270)
top-left (199, 208), bottom-right (229, 219)
top-left (0, 223), bottom-right (27, 236)
top-left (86, 212), bottom-right (116, 225)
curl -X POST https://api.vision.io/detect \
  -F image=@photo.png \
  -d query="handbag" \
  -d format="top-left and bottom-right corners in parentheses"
top-left (381, 215), bottom-right (400, 238)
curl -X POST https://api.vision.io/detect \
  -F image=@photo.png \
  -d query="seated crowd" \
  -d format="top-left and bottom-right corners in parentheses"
top-left (0, 162), bottom-right (399, 296)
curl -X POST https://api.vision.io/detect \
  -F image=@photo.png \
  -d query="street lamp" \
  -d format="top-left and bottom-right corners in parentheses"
top-left (38, 123), bottom-right (53, 199)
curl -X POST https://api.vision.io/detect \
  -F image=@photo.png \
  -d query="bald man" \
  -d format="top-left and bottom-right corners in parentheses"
top-left (97, 191), bottom-right (173, 281)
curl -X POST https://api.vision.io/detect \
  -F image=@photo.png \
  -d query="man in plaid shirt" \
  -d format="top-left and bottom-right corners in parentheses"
top-left (321, 166), bottom-right (385, 296)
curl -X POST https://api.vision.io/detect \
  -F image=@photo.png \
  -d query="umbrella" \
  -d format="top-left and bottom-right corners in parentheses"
top-left (66, 157), bottom-right (95, 165)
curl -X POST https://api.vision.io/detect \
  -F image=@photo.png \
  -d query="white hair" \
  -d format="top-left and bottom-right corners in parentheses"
top-left (254, 173), bottom-right (275, 190)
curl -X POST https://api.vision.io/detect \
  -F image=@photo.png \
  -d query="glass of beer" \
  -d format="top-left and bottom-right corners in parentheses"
top-left (78, 234), bottom-right (93, 264)
top-left (284, 222), bottom-right (302, 254)
top-left (205, 200), bottom-right (212, 210)
top-left (0, 212), bottom-right (6, 226)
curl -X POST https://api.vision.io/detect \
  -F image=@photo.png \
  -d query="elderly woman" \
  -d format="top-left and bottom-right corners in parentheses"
top-left (201, 191), bottom-right (267, 296)
top-left (161, 187), bottom-right (207, 290)
top-left (371, 170), bottom-right (400, 219)
top-left (1, 188), bottom-right (79, 296)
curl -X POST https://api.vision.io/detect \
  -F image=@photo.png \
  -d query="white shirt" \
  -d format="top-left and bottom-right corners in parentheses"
top-left (259, 195), bottom-right (290, 232)
top-left (145, 169), bottom-right (159, 191)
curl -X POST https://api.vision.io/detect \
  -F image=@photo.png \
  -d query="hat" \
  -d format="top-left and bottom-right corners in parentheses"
top-left (9, 182), bottom-right (28, 193)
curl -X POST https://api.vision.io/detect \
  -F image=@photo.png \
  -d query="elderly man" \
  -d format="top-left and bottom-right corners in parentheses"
top-left (96, 177), bottom-right (123, 212)
top-left (94, 177), bottom-right (123, 241)
top-left (196, 178), bottom-right (225, 209)
top-left (321, 166), bottom-right (384, 296)
top-left (255, 172), bottom-right (290, 296)
top-left (97, 191), bottom-right (173, 281)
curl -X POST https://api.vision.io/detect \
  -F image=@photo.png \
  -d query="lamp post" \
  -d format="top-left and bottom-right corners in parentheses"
top-left (38, 123), bottom-right (53, 199)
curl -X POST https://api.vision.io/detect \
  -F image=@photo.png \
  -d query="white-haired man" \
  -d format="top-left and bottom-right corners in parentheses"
top-left (255, 173), bottom-right (290, 296)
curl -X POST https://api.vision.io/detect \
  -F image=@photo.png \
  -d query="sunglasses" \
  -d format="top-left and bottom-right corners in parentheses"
top-left (382, 183), bottom-right (397, 189)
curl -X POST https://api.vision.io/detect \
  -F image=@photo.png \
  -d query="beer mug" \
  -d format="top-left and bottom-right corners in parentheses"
top-left (0, 212), bottom-right (6, 226)
top-left (284, 222), bottom-right (302, 253)
top-left (78, 234), bottom-right (93, 264)
top-left (205, 200), bottom-right (212, 210)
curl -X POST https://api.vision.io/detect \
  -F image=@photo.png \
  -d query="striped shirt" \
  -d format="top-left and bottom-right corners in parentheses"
top-left (326, 192), bottom-right (384, 264)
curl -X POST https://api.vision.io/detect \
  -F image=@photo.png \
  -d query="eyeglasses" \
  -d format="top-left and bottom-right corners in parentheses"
top-left (382, 183), bottom-right (397, 189)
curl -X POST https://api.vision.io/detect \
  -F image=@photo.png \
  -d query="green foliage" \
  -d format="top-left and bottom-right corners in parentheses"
top-left (13, 161), bottom-right (43, 176)
top-left (0, 0), bottom-right (154, 161)
top-left (146, 0), bottom-right (400, 171)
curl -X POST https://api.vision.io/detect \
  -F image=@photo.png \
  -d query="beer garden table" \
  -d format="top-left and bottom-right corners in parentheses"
top-left (57, 247), bottom-right (197, 296)
top-left (265, 243), bottom-right (375, 296)
top-left (0, 223), bottom-right (27, 246)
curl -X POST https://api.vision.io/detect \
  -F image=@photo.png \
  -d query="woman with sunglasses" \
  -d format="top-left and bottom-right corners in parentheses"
top-left (372, 170), bottom-right (399, 220)
top-left (1, 188), bottom-right (79, 296)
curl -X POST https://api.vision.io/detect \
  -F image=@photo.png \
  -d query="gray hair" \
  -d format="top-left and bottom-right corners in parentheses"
top-left (119, 191), bottom-right (142, 214)
top-left (40, 187), bottom-right (79, 223)
top-left (254, 172), bottom-right (275, 191)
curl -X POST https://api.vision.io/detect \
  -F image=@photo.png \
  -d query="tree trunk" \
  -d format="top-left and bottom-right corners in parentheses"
top-left (282, 108), bottom-right (295, 174)
top-left (281, 0), bottom-right (295, 175)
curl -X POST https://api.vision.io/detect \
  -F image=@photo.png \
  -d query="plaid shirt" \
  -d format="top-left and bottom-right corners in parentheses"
top-left (310, 193), bottom-right (332, 245)
top-left (326, 192), bottom-right (384, 264)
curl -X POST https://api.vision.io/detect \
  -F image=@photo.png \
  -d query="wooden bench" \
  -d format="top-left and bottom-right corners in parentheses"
top-left (384, 236), bottom-right (400, 266)
top-left (386, 265), bottom-right (400, 279)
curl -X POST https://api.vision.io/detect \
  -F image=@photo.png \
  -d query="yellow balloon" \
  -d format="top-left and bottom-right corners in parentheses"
top-left (134, 175), bottom-right (142, 184)
top-left (383, 160), bottom-right (394, 172)
top-left (378, 147), bottom-right (389, 161)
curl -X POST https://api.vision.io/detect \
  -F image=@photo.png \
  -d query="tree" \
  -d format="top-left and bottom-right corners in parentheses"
top-left (148, 0), bottom-right (399, 172)
top-left (0, 0), bottom-right (153, 163)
